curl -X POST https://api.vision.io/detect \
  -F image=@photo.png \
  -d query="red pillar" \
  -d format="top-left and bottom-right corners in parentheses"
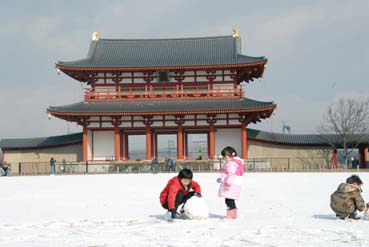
top-left (331, 149), bottom-right (338, 169)
top-left (209, 124), bottom-right (215, 159)
top-left (82, 125), bottom-right (88, 162)
top-left (241, 122), bottom-right (248, 159)
top-left (146, 125), bottom-right (152, 160)
top-left (177, 125), bottom-right (184, 160)
top-left (114, 125), bottom-right (121, 161)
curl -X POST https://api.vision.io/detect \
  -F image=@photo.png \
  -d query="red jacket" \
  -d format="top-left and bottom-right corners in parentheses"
top-left (160, 176), bottom-right (201, 210)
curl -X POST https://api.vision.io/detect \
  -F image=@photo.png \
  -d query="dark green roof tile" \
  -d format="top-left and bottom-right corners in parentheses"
top-left (48, 98), bottom-right (275, 114)
top-left (0, 133), bottom-right (82, 149)
top-left (247, 129), bottom-right (369, 145)
top-left (57, 36), bottom-right (266, 68)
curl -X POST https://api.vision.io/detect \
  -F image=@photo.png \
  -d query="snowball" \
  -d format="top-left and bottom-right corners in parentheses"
top-left (183, 196), bottom-right (209, 220)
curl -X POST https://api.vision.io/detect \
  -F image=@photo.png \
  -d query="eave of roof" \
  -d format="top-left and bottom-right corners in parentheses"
top-left (47, 98), bottom-right (276, 117)
top-left (0, 133), bottom-right (82, 150)
top-left (247, 129), bottom-right (369, 146)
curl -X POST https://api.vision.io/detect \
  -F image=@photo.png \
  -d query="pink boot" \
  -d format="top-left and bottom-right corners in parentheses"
top-left (224, 209), bottom-right (233, 219)
top-left (224, 209), bottom-right (238, 219)
top-left (232, 208), bottom-right (238, 219)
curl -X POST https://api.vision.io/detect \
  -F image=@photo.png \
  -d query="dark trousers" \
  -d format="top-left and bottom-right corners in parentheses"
top-left (162, 191), bottom-right (196, 211)
top-left (225, 198), bottom-right (237, 210)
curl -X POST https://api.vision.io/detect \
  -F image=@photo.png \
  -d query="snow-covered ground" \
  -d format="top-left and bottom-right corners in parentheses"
top-left (1, 172), bottom-right (369, 247)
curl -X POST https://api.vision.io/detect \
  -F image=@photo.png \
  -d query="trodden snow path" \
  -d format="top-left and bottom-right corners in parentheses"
top-left (1, 172), bottom-right (369, 246)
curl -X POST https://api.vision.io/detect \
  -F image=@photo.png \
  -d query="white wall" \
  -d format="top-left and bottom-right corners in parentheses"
top-left (215, 128), bottom-right (242, 157)
top-left (92, 131), bottom-right (114, 161)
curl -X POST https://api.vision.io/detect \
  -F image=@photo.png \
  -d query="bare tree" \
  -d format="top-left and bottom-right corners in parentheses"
top-left (319, 148), bottom-right (333, 169)
top-left (317, 97), bottom-right (369, 168)
top-left (295, 148), bottom-right (332, 170)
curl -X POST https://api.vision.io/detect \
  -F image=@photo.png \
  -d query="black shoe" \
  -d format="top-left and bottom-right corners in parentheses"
top-left (336, 214), bottom-right (346, 220)
top-left (349, 214), bottom-right (361, 220)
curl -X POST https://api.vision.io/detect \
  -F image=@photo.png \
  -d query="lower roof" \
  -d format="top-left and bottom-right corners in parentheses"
top-left (1, 129), bottom-right (368, 150)
top-left (247, 129), bottom-right (322, 145)
top-left (0, 132), bottom-right (82, 150)
top-left (48, 97), bottom-right (276, 116)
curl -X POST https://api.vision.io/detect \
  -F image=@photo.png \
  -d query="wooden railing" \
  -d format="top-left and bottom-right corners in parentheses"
top-left (84, 86), bottom-right (244, 101)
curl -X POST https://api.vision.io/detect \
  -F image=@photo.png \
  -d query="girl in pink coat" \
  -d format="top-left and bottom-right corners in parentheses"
top-left (217, 146), bottom-right (244, 219)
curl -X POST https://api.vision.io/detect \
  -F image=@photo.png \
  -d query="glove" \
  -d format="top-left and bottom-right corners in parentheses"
top-left (170, 209), bottom-right (178, 219)
top-left (194, 192), bottom-right (202, 197)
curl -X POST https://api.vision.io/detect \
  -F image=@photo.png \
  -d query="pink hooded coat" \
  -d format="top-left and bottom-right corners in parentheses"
top-left (218, 157), bottom-right (243, 200)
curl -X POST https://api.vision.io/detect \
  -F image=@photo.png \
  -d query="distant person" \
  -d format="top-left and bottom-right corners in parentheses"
top-left (216, 146), bottom-right (244, 219)
top-left (0, 161), bottom-right (10, 176)
top-left (169, 158), bottom-right (175, 172)
top-left (197, 150), bottom-right (203, 160)
top-left (160, 168), bottom-right (201, 220)
top-left (62, 159), bottom-right (67, 173)
top-left (50, 158), bottom-right (55, 175)
top-left (330, 175), bottom-right (366, 220)
top-left (164, 158), bottom-right (170, 173)
top-left (151, 156), bottom-right (158, 174)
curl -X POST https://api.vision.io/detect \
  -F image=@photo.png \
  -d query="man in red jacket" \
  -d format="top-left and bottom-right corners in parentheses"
top-left (160, 168), bottom-right (202, 219)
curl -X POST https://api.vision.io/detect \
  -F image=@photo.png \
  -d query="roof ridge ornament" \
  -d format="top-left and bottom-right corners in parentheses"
top-left (232, 28), bottom-right (240, 38)
top-left (92, 32), bottom-right (100, 41)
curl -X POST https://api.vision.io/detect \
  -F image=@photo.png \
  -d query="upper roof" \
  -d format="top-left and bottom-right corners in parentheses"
top-left (0, 132), bottom-right (82, 150)
top-left (56, 35), bottom-right (266, 69)
top-left (48, 97), bottom-right (275, 115)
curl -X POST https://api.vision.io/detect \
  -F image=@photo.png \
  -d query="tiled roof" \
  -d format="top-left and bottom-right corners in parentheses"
top-left (0, 133), bottom-right (82, 149)
top-left (57, 36), bottom-right (266, 68)
top-left (247, 129), bottom-right (369, 145)
top-left (1, 129), bottom-right (368, 149)
top-left (48, 98), bottom-right (275, 114)
top-left (247, 129), bottom-right (328, 145)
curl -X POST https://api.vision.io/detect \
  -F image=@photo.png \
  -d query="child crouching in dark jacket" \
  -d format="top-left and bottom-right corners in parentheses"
top-left (160, 168), bottom-right (201, 219)
top-left (330, 175), bottom-right (366, 220)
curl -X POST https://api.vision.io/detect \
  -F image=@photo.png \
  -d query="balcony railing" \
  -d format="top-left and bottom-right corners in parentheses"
top-left (84, 86), bottom-right (244, 101)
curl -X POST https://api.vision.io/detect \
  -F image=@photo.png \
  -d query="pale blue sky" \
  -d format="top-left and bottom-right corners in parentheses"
top-left (0, 0), bottom-right (368, 139)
